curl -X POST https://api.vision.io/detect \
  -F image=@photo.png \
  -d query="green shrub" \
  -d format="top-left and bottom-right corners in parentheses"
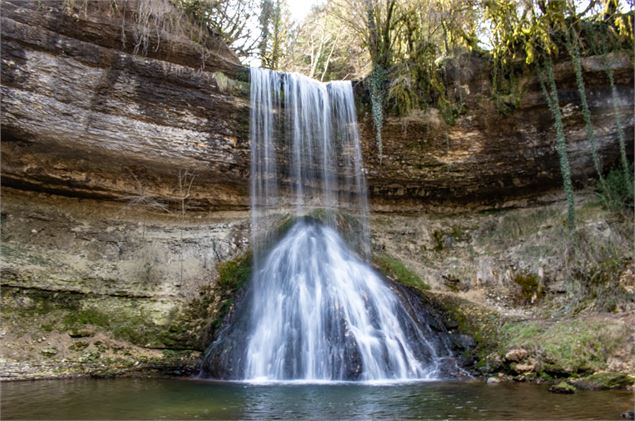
top-left (597, 164), bottom-right (634, 211)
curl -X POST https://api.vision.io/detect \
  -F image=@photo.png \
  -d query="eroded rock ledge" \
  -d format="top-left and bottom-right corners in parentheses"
top-left (2, 0), bottom-right (250, 212)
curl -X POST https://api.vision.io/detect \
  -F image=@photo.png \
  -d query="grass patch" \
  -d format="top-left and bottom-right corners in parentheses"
top-left (500, 318), bottom-right (628, 375)
top-left (373, 253), bottom-right (430, 291)
top-left (63, 307), bottom-right (110, 328)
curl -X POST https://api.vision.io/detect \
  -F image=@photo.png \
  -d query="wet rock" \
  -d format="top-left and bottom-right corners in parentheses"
top-left (621, 411), bottom-right (635, 420)
top-left (449, 333), bottom-right (476, 350)
top-left (505, 348), bottom-right (528, 362)
top-left (549, 381), bottom-right (576, 394)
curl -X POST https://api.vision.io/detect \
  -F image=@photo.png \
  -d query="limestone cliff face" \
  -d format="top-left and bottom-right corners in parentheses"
top-left (2, 1), bottom-right (633, 211)
top-left (1, 0), bottom-right (254, 380)
top-left (2, 0), bottom-right (250, 211)
top-left (360, 53), bottom-right (634, 210)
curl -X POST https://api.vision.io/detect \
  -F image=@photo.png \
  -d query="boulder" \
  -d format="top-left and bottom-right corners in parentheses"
top-left (549, 381), bottom-right (576, 394)
top-left (505, 348), bottom-right (529, 362)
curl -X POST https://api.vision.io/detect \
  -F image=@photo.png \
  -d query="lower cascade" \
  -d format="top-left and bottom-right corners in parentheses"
top-left (201, 68), bottom-right (461, 382)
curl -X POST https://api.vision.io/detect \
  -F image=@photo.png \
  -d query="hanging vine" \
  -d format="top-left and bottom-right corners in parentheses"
top-left (586, 16), bottom-right (634, 201)
top-left (538, 56), bottom-right (576, 231)
top-left (368, 65), bottom-right (387, 162)
top-left (564, 25), bottom-right (603, 182)
top-left (603, 55), bottom-right (632, 194)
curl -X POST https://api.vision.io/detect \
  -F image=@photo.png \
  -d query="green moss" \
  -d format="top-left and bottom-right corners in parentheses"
top-left (572, 372), bottom-right (635, 390)
top-left (62, 304), bottom-right (192, 349)
top-left (63, 307), bottom-right (110, 329)
top-left (373, 254), bottom-right (430, 291)
top-left (179, 252), bottom-right (254, 348)
top-left (1, 287), bottom-right (82, 317)
top-left (513, 272), bottom-right (544, 304)
top-left (216, 253), bottom-right (252, 292)
top-left (500, 318), bottom-right (628, 375)
top-left (549, 381), bottom-right (576, 394)
top-left (0, 286), bottom-right (200, 350)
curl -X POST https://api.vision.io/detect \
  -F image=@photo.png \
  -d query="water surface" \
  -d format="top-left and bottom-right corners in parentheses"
top-left (2, 378), bottom-right (633, 419)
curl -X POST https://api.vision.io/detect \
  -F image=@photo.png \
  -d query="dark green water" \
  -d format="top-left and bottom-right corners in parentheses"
top-left (1, 378), bottom-right (633, 420)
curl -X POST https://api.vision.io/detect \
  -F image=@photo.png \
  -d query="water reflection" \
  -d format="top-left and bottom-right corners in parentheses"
top-left (1, 378), bottom-right (632, 420)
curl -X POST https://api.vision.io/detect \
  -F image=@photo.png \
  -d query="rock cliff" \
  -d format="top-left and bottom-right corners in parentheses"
top-left (2, 1), bottom-right (633, 211)
top-left (1, 0), bottom-right (633, 380)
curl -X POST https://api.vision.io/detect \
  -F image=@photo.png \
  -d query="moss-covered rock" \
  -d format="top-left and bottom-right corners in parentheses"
top-left (549, 381), bottom-right (576, 394)
top-left (571, 372), bottom-right (635, 390)
top-left (421, 289), bottom-right (632, 383)
top-left (498, 318), bottom-right (628, 376)
top-left (204, 251), bottom-right (253, 340)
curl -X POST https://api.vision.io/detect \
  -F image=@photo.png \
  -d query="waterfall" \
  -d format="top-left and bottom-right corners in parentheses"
top-left (249, 69), bottom-right (370, 260)
top-left (201, 68), bottom-right (458, 382)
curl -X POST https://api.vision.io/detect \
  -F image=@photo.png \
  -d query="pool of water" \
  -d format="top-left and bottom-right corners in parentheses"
top-left (2, 378), bottom-right (633, 419)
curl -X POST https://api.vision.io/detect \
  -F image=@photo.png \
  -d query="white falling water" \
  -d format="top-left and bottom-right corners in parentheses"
top-left (244, 220), bottom-right (441, 381)
top-left (202, 68), bottom-right (457, 382)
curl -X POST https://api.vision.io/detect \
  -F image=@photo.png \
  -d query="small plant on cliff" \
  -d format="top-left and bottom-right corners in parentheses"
top-left (216, 253), bottom-right (252, 292)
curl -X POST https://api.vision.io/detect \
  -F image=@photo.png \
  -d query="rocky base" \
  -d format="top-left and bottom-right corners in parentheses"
top-left (0, 188), bottom-right (250, 381)
top-left (2, 189), bottom-right (634, 384)
top-left (371, 190), bottom-right (634, 388)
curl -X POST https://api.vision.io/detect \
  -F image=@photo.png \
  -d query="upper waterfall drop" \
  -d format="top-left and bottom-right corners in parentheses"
top-left (249, 68), bottom-right (370, 260)
top-left (201, 68), bottom-right (459, 382)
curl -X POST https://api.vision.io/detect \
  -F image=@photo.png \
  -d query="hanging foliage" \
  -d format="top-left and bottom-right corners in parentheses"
top-left (368, 65), bottom-right (387, 161)
top-left (538, 57), bottom-right (576, 231)
top-left (564, 26), bottom-right (603, 181)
